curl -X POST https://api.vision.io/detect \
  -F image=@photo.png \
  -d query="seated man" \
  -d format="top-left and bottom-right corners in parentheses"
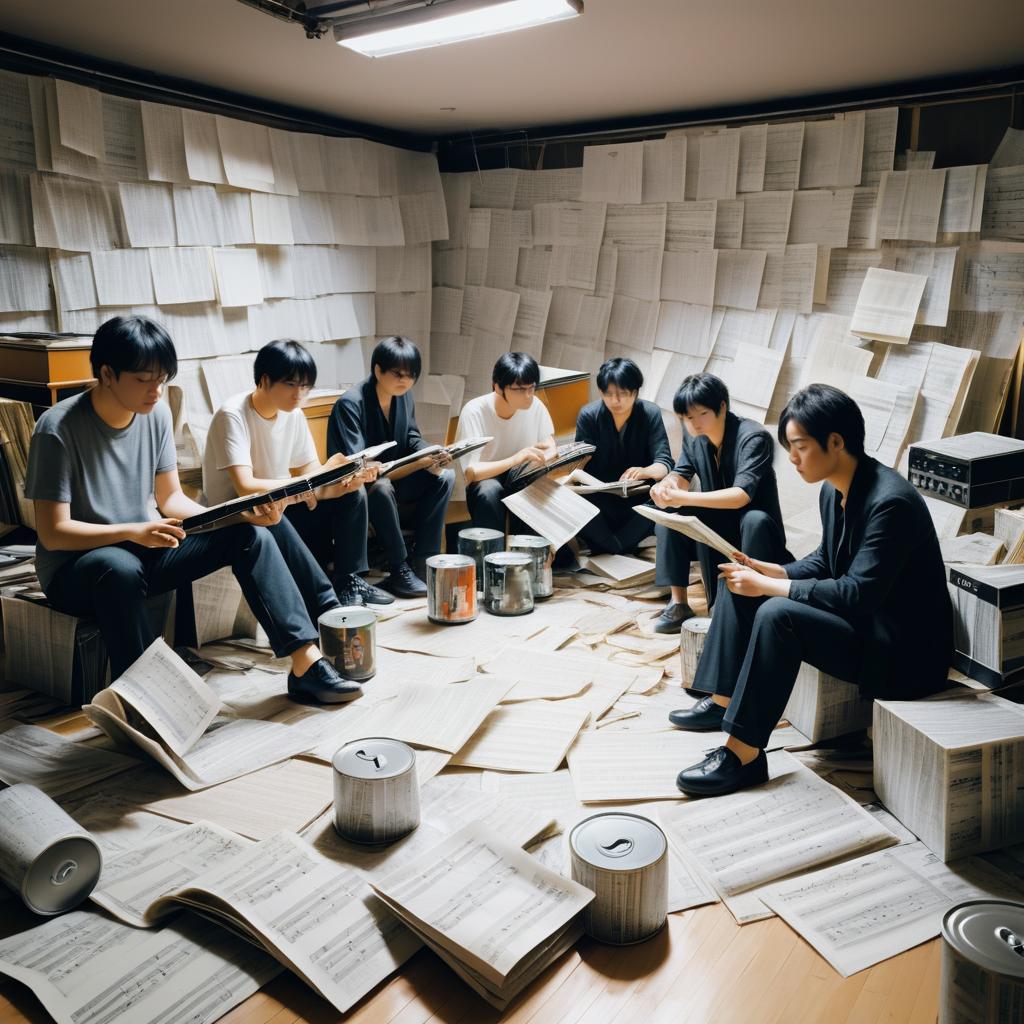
top-left (457, 352), bottom-right (557, 534)
top-left (328, 336), bottom-right (455, 599)
top-left (202, 338), bottom-right (391, 610)
top-left (574, 357), bottom-right (673, 555)
top-left (25, 316), bottom-right (360, 705)
top-left (649, 372), bottom-right (787, 635)
top-left (670, 384), bottom-right (953, 797)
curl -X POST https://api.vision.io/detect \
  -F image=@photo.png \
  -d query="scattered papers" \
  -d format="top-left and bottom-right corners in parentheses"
top-left (850, 267), bottom-right (928, 344)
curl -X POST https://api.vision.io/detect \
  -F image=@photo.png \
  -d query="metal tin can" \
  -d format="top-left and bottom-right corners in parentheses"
top-left (507, 534), bottom-right (554, 600)
top-left (332, 738), bottom-right (420, 844)
top-left (457, 527), bottom-right (504, 593)
top-left (483, 552), bottom-right (535, 616)
top-left (940, 900), bottom-right (1024, 1024)
top-left (569, 812), bottom-right (668, 945)
top-left (0, 784), bottom-right (103, 915)
top-left (426, 554), bottom-right (477, 625)
top-left (319, 605), bottom-right (376, 681)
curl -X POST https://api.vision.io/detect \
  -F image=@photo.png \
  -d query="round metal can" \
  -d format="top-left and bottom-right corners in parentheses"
top-left (483, 552), bottom-right (535, 616)
top-left (940, 900), bottom-right (1024, 1024)
top-left (507, 534), bottom-right (554, 600)
top-left (680, 616), bottom-right (712, 686)
top-left (319, 605), bottom-right (376, 681)
top-left (426, 554), bottom-right (477, 625)
top-left (332, 738), bottom-right (420, 844)
top-left (569, 812), bottom-right (668, 945)
top-left (0, 784), bottom-right (103, 915)
top-left (457, 527), bottom-right (504, 593)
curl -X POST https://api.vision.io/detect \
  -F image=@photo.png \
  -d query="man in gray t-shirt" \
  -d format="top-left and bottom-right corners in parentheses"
top-left (24, 315), bottom-right (362, 705)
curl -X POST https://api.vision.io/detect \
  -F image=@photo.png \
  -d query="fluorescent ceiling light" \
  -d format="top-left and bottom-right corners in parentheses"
top-left (335, 0), bottom-right (582, 58)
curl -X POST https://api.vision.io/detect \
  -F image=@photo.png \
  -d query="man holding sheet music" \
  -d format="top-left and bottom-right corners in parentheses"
top-left (670, 384), bottom-right (952, 797)
top-left (573, 357), bottom-right (673, 555)
top-left (649, 373), bottom-right (788, 634)
top-left (329, 337), bottom-right (454, 599)
top-left (25, 317), bottom-right (363, 705)
top-left (203, 339), bottom-right (393, 610)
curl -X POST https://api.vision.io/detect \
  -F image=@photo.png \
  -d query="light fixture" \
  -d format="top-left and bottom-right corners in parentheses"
top-left (333, 0), bottom-right (582, 58)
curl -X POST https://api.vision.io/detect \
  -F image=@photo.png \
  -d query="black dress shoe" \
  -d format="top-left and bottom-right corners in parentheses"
top-left (668, 695), bottom-right (727, 731)
top-left (333, 577), bottom-right (366, 607)
top-left (380, 563), bottom-right (428, 598)
top-left (652, 601), bottom-right (694, 635)
top-left (287, 658), bottom-right (363, 705)
top-left (348, 573), bottom-right (395, 606)
top-left (676, 746), bottom-right (768, 797)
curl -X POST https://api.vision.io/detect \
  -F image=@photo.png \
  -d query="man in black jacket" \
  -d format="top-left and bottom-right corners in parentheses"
top-left (328, 337), bottom-right (454, 598)
top-left (670, 384), bottom-right (953, 797)
top-left (649, 373), bottom-right (788, 634)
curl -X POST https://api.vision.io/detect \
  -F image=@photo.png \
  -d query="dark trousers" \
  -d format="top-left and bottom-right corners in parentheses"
top-left (465, 473), bottom-right (531, 536)
top-left (367, 468), bottom-right (455, 568)
top-left (45, 524), bottom-right (320, 681)
top-left (655, 508), bottom-right (788, 609)
top-left (579, 492), bottom-right (654, 555)
top-left (287, 491), bottom-right (370, 580)
top-left (266, 516), bottom-right (339, 625)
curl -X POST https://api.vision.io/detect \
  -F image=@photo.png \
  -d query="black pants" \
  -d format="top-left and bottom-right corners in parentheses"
top-left (465, 473), bottom-right (531, 536)
top-left (45, 524), bottom-right (320, 681)
top-left (265, 516), bottom-right (339, 625)
top-left (579, 492), bottom-right (654, 555)
top-left (367, 468), bottom-right (455, 569)
top-left (287, 488), bottom-right (372, 580)
top-left (655, 508), bottom-right (788, 609)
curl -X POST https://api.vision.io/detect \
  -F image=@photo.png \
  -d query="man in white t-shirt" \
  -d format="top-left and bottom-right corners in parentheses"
top-left (202, 339), bottom-right (393, 608)
top-left (455, 352), bottom-right (557, 532)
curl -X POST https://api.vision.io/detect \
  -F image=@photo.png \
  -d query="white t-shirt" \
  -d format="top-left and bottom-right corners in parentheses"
top-left (455, 392), bottom-right (555, 470)
top-left (202, 391), bottom-right (318, 505)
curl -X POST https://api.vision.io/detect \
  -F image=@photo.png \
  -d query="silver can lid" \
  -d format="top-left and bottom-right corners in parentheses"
top-left (942, 900), bottom-right (1024, 979)
top-left (319, 605), bottom-right (376, 629)
top-left (570, 812), bottom-right (666, 871)
top-left (485, 552), bottom-right (532, 567)
top-left (426, 554), bottom-right (475, 570)
top-left (333, 738), bottom-right (415, 779)
top-left (459, 527), bottom-right (504, 542)
top-left (507, 534), bottom-right (550, 551)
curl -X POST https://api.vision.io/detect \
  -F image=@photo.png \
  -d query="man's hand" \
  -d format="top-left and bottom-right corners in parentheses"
top-left (515, 446), bottom-right (548, 468)
top-left (323, 451), bottom-right (351, 469)
top-left (719, 562), bottom-right (771, 597)
top-left (650, 479), bottom-right (689, 509)
top-left (240, 500), bottom-right (285, 527)
top-left (620, 466), bottom-right (648, 482)
top-left (128, 519), bottom-right (185, 549)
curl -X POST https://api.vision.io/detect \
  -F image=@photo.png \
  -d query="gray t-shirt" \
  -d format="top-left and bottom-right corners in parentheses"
top-left (24, 391), bottom-right (177, 589)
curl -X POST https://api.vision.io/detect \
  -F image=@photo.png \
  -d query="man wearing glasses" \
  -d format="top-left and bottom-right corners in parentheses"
top-left (203, 339), bottom-right (390, 609)
top-left (456, 352), bottom-right (557, 533)
top-left (328, 336), bottom-right (455, 599)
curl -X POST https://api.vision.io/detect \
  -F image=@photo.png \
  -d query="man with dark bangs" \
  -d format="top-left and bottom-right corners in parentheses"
top-left (202, 338), bottom-right (393, 609)
top-left (25, 316), bottom-right (363, 705)
top-left (328, 336), bottom-right (455, 599)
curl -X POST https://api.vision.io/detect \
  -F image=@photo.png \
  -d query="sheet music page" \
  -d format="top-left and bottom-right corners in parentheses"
top-left (741, 191), bottom-right (793, 248)
top-left (631, 505), bottom-right (736, 558)
top-left (696, 131), bottom-right (740, 200)
top-left (660, 249), bottom-right (718, 306)
top-left (799, 112), bottom-right (864, 188)
top-left (139, 100), bottom-right (189, 183)
top-left (846, 375), bottom-right (918, 467)
top-left (982, 165), bottom-right (1024, 240)
top-left (502, 474), bottom-right (601, 549)
top-left (62, 792), bottom-right (185, 855)
top-left (603, 202), bottom-right (667, 248)
top-left (713, 198), bottom-right (744, 248)
top-left (214, 115), bottom-right (274, 192)
top-left (800, 335), bottom-right (873, 389)
top-left (951, 241), bottom-right (1024, 315)
top-left (398, 190), bottom-right (449, 244)
top-left (449, 700), bottom-right (590, 773)
top-left (90, 248), bottom-right (155, 306)
top-left (850, 266), bottom-right (928, 343)
top-left (54, 79), bottom-right (103, 158)
top-left (789, 188), bottom-right (854, 247)
top-left (111, 639), bottom-right (221, 757)
top-left (887, 245), bottom-right (957, 327)
top-left (249, 192), bottom-right (293, 244)
top-left (117, 181), bottom-right (176, 247)
top-left (608, 244), bottom-right (662, 301)
top-left (330, 194), bottom-right (405, 246)
top-left (0, 246), bottom-right (52, 312)
top-left (171, 184), bottom-right (222, 245)
top-left (654, 299), bottom-right (714, 356)
top-left (665, 199), bottom-right (717, 251)
top-left (737, 124), bottom-right (767, 193)
top-left (719, 342), bottom-right (785, 419)
top-left (660, 765), bottom-right (896, 898)
top-left (512, 167), bottom-right (582, 208)
top-left (0, 723), bottom-right (138, 797)
top-left (0, 910), bottom-right (279, 1024)
top-left (0, 70), bottom-right (38, 169)
top-left (847, 186), bottom-right (879, 248)
top-left (991, 126), bottom-right (1024, 167)
top-left (149, 245), bottom-right (216, 305)
top-left (581, 141), bottom-right (644, 203)
top-left (860, 107), bottom-right (898, 186)
top-left (287, 191), bottom-right (334, 244)
top-left (940, 532), bottom-right (1004, 565)
top-left (532, 201), bottom-right (607, 246)
top-left (0, 168), bottom-right (33, 246)
top-left (212, 247), bottom-right (263, 307)
top-left (713, 249), bottom-right (767, 310)
top-left (101, 94), bottom-right (147, 182)
top-left (267, 126), bottom-right (298, 196)
top-left (371, 821), bottom-right (593, 988)
top-left (181, 109), bottom-right (226, 184)
top-left (642, 136), bottom-right (687, 203)
top-left (876, 169), bottom-right (946, 243)
top-left (764, 121), bottom-right (805, 191)
top-left (469, 167), bottom-right (519, 208)
top-left (939, 164), bottom-right (987, 233)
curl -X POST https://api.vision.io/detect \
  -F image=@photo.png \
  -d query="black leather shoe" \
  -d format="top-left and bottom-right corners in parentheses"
top-left (333, 577), bottom-right (366, 607)
top-left (652, 601), bottom-right (694, 635)
top-left (668, 695), bottom-right (727, 731)
top-left (348, 574), bottom-right (395, 606)
top-left (287, 658), bottom-right (363, 705)
top-left (675, 746), bottom-right (768, 797)
top-left (380, 563), bottom-right (428, 598)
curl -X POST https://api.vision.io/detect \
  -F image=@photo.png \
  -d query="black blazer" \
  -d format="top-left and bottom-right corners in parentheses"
top-left (328, 375), bottom-right (430, 461)
top-left (574, 398), bottom-right (673, 482)
top-left (785, 456), bottom-right (953, 697)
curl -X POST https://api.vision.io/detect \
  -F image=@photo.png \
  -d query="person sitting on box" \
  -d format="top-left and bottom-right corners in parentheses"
top-left (25, 316), bottom-right (361, 705)
top-left (202, 338), bottom-right (392, 610)
top-left (573, 357), bottom-right (673, 556)
top-left (649, 372), bottom-right (789, 634)
top-left (328, 336), bottom-right (455, 599)
top-left (456, 352), bottom-right (557, 535)
top-left (670, 384), bottom-right (953, 797)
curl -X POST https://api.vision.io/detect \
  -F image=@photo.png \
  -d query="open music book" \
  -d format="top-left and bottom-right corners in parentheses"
top-left (564, 467), bottom-right (651, 497)
top-left (505, 441), bottom-right (596, 492)
top-left (377, 436), bottom-right (494, 478)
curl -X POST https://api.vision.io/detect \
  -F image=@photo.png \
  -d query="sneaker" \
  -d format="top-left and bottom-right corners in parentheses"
top-left (380, 562), bottom-right (428, 599)
top-left (348, 573), bottom-right (395, 606)
top-left (287, 658), bottom-right (362, 704)
top-left (652, 601), bottom-right (695, 635)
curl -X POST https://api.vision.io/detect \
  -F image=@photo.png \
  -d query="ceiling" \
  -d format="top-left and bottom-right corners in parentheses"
top-left (1, 0), bottom-right (1023, 136)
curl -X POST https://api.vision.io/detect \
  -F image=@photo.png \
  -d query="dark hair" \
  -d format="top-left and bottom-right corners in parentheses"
top-left (596, 357), bottom-right (644, 394)
top-left (673, 373), bottom-right (728, 416)
top-left (90, 316), bottom-right (177, 381)
top-left (492, 352), bottom-right (540, 390)
top-left (778, 384), bottom-right (866, 458)
top-left (371, 336), bottom-right (422, 381)
top-left (253, 339), bottom-right (317, 389)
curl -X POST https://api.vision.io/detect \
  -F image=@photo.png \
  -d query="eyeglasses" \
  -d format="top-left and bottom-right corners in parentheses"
top-left (386, 369), bottom-right (417, 382)
top-left (506, 384), bottom-right (537, 395)
top-left (282, 380), bottom-right (314, 392)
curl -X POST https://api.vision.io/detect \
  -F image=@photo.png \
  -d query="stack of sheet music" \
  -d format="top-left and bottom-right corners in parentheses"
top-left (781, 662), bottom-right (874, 743)
top-left (0, 399), bottom-right (36, 528)
top-left (995, 507), bottom-right (1024, 563)
top-left (585, 553), bottom-right (657, 589)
